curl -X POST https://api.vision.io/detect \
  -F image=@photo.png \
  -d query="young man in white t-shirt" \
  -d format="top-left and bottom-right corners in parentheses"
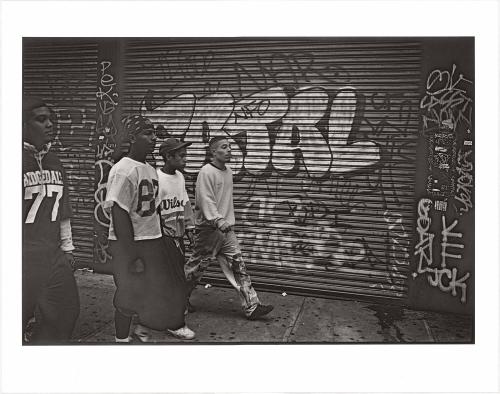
top-left (157, 137), bottom-right (199, 328)
top-left (184, 136), bottom-right (274, 320)
top-left (157, 138), bottom-right (195, 255)
top-left (105, 116), bottom-right (194, 342)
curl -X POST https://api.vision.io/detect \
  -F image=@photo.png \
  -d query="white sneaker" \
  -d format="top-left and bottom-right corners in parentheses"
top-left (115, 336), bottom-right (132, 343)
top-left (167, 325), bottom-right (196, 340)
top-left (132, 324), bottom-right (152, 342)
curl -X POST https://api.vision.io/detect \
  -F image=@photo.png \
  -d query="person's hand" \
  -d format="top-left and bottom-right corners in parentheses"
top-left (130, 257), bottom-right (145, 273)
top-left (127, 243), bottom-right (143, 272)
top-left (218, 221), bottom-right (232, 233)
top-left (63, 252), bottom-right (76, 271)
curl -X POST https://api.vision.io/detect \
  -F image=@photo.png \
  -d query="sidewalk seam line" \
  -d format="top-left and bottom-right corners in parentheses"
top-left (282, 297), bottom-right (306, 343)
top-left (423, 318), bottom-right (436, 342)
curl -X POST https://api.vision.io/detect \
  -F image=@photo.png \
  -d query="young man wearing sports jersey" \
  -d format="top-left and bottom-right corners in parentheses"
top-left (22, 96), bottom-right (80, 344)
top-left (105, 115), bottom-right (194, 342)
top-left (184, 136), bottom-right (274, 320)
top-left (157, 138), bottom-right (198, 320)
top-left (157, 138), bottom-right (195, 257)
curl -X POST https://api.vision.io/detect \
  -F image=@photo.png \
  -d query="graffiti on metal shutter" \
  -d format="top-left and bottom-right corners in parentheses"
top-left (140, 87), bottom-right (381, 178)
top-left (122, 43), bottom-right (422, 296)
top-left (93, 60), bottom-right (121, 264)
top-left (23, 41), bottom-right (99, 267)
top-left (413, 64), bottom-right (473, 303)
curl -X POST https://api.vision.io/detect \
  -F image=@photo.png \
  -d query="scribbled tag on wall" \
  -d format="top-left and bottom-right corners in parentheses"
top-left (413, 63), bottom-right (474, 305)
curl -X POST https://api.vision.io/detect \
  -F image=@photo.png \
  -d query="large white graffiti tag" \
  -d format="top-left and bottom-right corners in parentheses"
top-left (413, 198), bottom-right (470, 303)
top-left (141, 86), bottom-right (380, 177)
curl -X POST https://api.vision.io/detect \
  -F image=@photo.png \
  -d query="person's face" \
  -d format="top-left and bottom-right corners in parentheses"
top-left (212, 139), bottom-right (231, 163)
top-left (131, 127), bottom-right (157, 155)
top-left (24, 106), bottom-right (54, 149)
top-left (166, 147), bottom-right (188, 171)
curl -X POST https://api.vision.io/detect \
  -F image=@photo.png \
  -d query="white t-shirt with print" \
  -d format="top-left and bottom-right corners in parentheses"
top-left (157, 168), bottom-right (194, 238)
top-left (105, 157), bottom-right (162, 241)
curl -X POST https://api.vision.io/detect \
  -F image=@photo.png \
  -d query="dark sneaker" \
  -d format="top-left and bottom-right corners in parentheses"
top-left (247, 304), bottom-right (274, 320)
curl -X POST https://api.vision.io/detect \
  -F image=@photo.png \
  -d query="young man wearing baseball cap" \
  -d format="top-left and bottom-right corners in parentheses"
top-left (104, 115), bottom-right (191, 342)
top-left (184, 135), bottom-right (274, 320)
top-left (157, 137), bottom-right (196, 339)
top-left (22, 96), bottom-right (80, 343)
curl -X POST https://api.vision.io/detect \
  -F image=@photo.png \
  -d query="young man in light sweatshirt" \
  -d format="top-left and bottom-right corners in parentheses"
top-left (184, 136), bottom-right (274, 320)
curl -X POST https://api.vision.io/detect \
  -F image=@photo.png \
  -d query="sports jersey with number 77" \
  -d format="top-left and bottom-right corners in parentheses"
top-left (23, 150), bottom-right (72, 254)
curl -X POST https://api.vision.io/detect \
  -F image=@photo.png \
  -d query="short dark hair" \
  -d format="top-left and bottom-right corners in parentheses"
top-left (208, 135), bottom-right (228, 149)
top-left (23, 96), bottom-right (48, 123)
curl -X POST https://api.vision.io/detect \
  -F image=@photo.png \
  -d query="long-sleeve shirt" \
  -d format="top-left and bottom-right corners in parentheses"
top-left (157, 168), bottom-right (194, 238)
top-left (194, 163), bottom-right (235, 228)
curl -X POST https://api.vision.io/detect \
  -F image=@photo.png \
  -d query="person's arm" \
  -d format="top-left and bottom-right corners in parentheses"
top-left (184, 199), bottom-right (195, 244)
top-left (59, 163), bottom-right (76, 269)
top-left (104, 169), bottom-right (138, 256)
top-left (112, 204), bottom-right (135, 245)
top-left (60, 218), bottom-right (76, 270)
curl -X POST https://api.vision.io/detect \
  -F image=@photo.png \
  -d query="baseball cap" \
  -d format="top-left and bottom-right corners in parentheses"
top-left (123, 115), bottom-right (155, 137)
top-left (159, 138), bottom-right (192, 155)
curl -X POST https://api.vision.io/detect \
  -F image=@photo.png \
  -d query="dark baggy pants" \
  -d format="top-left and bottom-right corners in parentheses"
top-left (110, 236), bottom-right (186, 331)
top-left (23, 249), bottom-right (80, 344)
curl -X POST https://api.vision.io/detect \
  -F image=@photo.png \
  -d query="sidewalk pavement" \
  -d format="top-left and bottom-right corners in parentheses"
top-left (72, 269), bottom-right (473, 344)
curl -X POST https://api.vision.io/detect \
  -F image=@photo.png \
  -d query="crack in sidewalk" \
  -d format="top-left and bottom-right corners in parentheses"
top-left (423, 318), bottom-right (436, 342)
top-left (282, 297), bottom-right (306, 342)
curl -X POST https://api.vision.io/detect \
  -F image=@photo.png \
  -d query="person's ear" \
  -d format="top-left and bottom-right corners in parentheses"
top-left (129, 134), bottom-right (137, 144)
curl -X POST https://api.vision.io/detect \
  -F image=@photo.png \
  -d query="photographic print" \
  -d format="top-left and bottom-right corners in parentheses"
top-left (22, 36), bottom-right (474, 345)
top-left (4, 1), bottom-right (498, 392)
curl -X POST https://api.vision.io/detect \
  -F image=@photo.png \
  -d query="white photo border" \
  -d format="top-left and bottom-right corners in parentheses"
top-left (1, 1), bottom-right (498, 393)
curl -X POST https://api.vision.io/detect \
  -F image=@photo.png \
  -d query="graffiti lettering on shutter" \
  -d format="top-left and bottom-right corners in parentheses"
top-left (412, 199), bottom-right (470, 303)
top-left (420, 64), bottom-right (473, 133)
top-left (136, 48), bottom-right (419, 293)
top-left (141, 86), bottom-right (381, 178)
top-left (420, 64), bottom-right (474, 211)
top-left (454, 149), bottom-right (473, 214)
top-left (412, 64), bottom-right (473, 303)
top-left (94, 60), bottom-right (120, 264)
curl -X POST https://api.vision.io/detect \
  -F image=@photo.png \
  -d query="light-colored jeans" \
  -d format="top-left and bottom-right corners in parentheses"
top-left (184, 227), bottom-right (260, 316)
